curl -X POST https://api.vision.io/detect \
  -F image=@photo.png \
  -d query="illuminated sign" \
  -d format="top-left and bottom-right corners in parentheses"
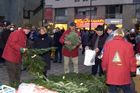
top-left (74, 18), bottom-right (105, 29)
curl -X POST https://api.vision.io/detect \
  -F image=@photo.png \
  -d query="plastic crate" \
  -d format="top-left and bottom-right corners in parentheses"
top-left (0, 85), bottom-right (15, 93)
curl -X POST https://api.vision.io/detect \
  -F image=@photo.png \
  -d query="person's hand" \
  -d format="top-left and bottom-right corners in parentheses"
top-left (95, 48), bottom-right (99, 52)
top-left (137, 60), bottom-right (140, 66)
top-left (79, 45), bottom-right (82, 49)
top-left (65, 41), bottom-right (71, 45)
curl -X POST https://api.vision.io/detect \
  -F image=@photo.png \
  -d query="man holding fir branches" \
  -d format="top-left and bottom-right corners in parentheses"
top-left (60, 22), bottom-right (81, 74)
top-left (2, 24), bottom-right (31, 85)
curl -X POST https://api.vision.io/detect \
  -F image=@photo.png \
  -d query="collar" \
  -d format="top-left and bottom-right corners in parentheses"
top-left (113, 36), bottom-right (124, 40)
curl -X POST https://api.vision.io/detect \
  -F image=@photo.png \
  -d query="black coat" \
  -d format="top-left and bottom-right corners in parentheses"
top-left (53, 31), bottom-right (63, 47)
top-left (0, 29), bottom-right (12, 48)
top-left (33, 33), bottom-right (52, 70)
top-left (88, 33), bottom-right (108, 56)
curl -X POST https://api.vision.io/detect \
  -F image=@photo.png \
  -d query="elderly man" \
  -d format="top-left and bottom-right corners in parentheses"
top-left (2, 24), bottom-right (31, 85)
top-left (60, 22), bottom-right (81, 74)
top-left (102, 28), bottom-right (136, 93)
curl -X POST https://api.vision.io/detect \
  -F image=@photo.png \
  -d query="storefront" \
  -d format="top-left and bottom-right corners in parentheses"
top-left (105, 19), bottom-right (123, 28)
top-left (74, 18), bottom-right (105, 30)
top-left (55, 23), bottom-right (67, 30)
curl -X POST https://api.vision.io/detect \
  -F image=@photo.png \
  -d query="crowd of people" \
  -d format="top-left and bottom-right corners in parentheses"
top-left (0, 20), bottom-right (140, 93)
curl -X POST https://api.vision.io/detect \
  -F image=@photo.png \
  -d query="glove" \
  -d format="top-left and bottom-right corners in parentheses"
top-left (20, 48), bottom-right (27, 53)
top-left (130, 72), bottom-right (136, 77)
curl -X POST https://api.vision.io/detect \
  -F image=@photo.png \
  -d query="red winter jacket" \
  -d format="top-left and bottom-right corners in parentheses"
top-left (59, 29), bottom-right (80, 57)
top-left (2, 29), bottom-right (27, 63)
top-left (102, 36), bottom-right (136, 85)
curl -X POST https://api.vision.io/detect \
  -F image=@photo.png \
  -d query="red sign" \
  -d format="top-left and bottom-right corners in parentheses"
top-left (44, 8), bottom-right (53, 21)
top-left (74, 19), bottom-right (105, 29)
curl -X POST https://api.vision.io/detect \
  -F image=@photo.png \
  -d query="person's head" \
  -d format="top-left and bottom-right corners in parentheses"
top-left (107, 24), bottom-right (117, 34)
top-left (56, 27), bottom-right (60, 32)
top-left (22, 23), bottom-right (32, 34)
top-left (95, 25), bottom-right (104, 36)
top-left (69, 22), bottom-right (76, 31)
top-left (39, 27), bottom-right (47, 35)
top-left (9, 24), bottom-right (16, 31)
top-left (114, 28), bottom-right (125, 37)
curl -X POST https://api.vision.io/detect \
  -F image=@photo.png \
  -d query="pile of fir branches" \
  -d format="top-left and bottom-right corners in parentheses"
top-left (28, 73), bottom-right (107, 93)
top-left (22, 47), bottom-right (56, 76)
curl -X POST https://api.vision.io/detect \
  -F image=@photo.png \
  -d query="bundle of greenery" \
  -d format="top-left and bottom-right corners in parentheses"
top-left (64, 31), bottom-right (81, 51)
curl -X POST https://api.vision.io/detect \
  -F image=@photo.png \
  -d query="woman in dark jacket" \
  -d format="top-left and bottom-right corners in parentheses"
top-left (87, 25), bottom-right (108, 76)
top-left (32, 27), bottom-right (52, 77)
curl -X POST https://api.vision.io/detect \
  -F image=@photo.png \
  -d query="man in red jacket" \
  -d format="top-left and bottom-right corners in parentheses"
top-left (2, 24), bottom-right (31, 85)
top-left (102, 28), bottom-right (136, 93)
top-left (59, 22), bottom-right (81, 74)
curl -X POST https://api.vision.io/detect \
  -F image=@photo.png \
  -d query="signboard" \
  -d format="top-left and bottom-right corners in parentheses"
top-left (105, 19), bottom-right (122, 24)
top-left (74, 18), bottom-right (105, 29)
top-left (44, 8), bottom-right (53, 22)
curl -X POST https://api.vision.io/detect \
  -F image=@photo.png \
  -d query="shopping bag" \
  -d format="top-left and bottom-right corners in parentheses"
top-left (136, 67), bottom-right (140, 75)
top-left (84, 49), bottom-right (96, 66)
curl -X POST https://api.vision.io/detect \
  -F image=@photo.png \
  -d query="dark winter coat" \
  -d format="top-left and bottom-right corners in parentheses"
top-left (33, 33), bottom-right (52, 70)
top-left (53, 31), bottom-right (63, 47)
top-left (0, 29), bottom-right (12, 48)
top-left (88, 33), bottom-right (108, 56)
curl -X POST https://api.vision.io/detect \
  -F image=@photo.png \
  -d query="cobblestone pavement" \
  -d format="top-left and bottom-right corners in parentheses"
top-left (0, 50), bottom-right (92, 85)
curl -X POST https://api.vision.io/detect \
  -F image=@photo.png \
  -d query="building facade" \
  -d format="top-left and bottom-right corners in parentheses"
top-left (45, 0), bottom-right (140, 30)
top-left (0, 0), bottom-right (43, 26)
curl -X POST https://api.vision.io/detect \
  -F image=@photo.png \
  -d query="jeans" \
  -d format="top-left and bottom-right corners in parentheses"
top-left (108, 84), bottom-right (132, 93)
top-left (54, 47), bottom-right (62, 62)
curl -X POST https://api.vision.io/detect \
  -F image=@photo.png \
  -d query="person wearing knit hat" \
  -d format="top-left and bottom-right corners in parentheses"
top-left (106, 24), bottom-right (118, 42)
top-left (69, 22), bottom-right (76, 27)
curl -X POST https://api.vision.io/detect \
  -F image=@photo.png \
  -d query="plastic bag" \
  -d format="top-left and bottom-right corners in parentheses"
top-left (84, 49), bottom-right (96, 66)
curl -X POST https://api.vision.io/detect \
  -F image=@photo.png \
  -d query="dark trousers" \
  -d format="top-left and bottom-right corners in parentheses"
top-left (6, 61), bottom-right (21, 84)
top-left (91, 57), bottom-right (103, 76)
top-left (108, 84), bottom-right (132, 93)
top-left (82, 44), bottom-right (86, 54)
top-left (0, 48), bottom-right (5, 63)
top-left (54, 46), bottom-right (62, 62)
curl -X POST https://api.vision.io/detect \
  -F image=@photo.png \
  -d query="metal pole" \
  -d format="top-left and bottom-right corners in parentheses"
top-left (41, 0), bottom-right (45, 26)
top-left (89, 0), bottom-right (92, 31)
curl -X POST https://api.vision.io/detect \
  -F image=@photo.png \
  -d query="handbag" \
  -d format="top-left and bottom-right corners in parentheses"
top-left (84, 49), bottom-right (96, 66)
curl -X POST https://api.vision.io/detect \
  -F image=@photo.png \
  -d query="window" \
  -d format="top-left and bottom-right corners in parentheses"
top-left (83, 0), bottom-right (88, 2)
top-left (106, 5), bottom-right (122, 18)
top-left (75, 7), bottom-right (97, 18)
top-left (75, 0), bottom-right (80, 2)
top-left (55, 8), bottom-right (66, 16)
top-left (136, 4), bottom-right (140, 18)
